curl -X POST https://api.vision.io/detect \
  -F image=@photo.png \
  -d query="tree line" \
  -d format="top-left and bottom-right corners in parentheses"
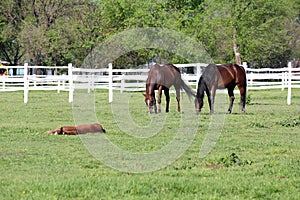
top-left (0, 0), bottom-right (299, 71)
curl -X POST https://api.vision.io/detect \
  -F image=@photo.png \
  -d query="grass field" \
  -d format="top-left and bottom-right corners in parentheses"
top-left (0, 89), bottom-right (299, 199)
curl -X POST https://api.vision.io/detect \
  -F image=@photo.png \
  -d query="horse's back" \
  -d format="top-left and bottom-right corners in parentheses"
top-left (202, 63), bottom-right (246, 88)
top-left (147, 64), bottom-right (180, 88)
top-left (158, 64), bottom-right (180, 77)
top-left (218, 63), bottom-right (246, 84)
top-left (146, 64), bottom-right (160, 83)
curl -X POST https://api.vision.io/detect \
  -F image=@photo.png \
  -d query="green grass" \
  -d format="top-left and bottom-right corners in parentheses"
top-left (0, 89), bottom-right (299, 199)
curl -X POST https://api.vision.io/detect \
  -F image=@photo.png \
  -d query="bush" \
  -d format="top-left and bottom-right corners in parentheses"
top-left (278, 116), bottom-right (300, 127)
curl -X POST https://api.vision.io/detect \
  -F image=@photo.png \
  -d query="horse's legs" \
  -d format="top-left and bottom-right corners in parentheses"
top-left (157, 86), bottom-right (163, 113)
top-left (164, 89), bottom-right (170, 112)
top-left (175, 87), bottom-right (181, 112)
top-left (205, 87), bottom-right (212, 114)
top-left (209, 86), bottom-right (217, 114)
top-left (151, 91), bottom-right (157, 114)
top-left (238, 84), bottom-right (246, 113)
top-left (227, 87), bottom-right (235, 114)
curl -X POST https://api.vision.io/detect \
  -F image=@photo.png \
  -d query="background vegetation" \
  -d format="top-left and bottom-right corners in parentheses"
top-left (0, 0), bottom-right (300, 70)
top-left (0, 90), bottom-right (299, 199)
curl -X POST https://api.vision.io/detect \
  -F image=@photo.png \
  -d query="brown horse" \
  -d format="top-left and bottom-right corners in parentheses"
top-left (144, 64), bottom-right (195, 113)
top-left (292, 58), bottom-right (300, 68)
top-left (0, 68), bottom-right (7, 76)
top-left (48, 123), bottom-right (106, 135)
top-left (195, 63), bottom-right (247, 114)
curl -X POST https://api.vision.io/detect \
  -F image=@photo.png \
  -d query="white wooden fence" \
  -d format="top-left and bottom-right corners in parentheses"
top-left (0, 62), bottom-right (299, 105)
top-left (72, 63), bottom-right (206, 103)
top-left (246, 62), bottom-right (300, 105)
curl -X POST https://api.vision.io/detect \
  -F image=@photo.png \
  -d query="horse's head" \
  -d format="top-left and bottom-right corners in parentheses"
top-left (143, 93), bottom-right (155, 114)
top-left (0, 68), bottom-right (6, 76)
top-left (194, 95), bottom-right (204, 115)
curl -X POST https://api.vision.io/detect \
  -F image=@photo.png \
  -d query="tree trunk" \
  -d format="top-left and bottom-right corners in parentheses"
top-left (233, 25), bottom-right (241, 65)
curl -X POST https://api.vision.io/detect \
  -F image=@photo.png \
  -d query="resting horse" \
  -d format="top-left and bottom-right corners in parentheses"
top-left (144, 64), bottom-right (195, 113)
top-left (48, 123), bottom-right (106, 135)
top-left (195, 63), bottom-right (247, 114)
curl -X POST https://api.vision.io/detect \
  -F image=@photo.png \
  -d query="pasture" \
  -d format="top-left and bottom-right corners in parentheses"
top-left (0, 89), bottom-right (299, 199)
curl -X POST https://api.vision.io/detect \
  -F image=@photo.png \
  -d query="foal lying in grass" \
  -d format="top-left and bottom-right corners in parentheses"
top-left (48, 123), bottom-right (105, 135)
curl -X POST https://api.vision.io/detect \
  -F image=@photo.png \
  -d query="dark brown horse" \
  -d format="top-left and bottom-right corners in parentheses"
top-left (195, 63), bottom-right (247, 114)
top-left (292, 58), bottom-right (300, 68)
top-left (144, 64), bottom-right (195, 113)
top-left (0, 68), bottom-right (7, 76)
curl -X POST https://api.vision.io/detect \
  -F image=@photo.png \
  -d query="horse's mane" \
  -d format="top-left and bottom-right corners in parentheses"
top-left (165, 63), bottom-right (180, 73)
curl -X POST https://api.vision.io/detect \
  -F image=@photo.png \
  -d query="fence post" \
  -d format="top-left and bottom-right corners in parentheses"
top-left (242, 62), bottom-right (247, 70)
top-left (121, 76), bottom-right (125, 94)
top-left (32, 74), bottom-right (37, 88)
top-left (2, 76), bottom-right (5, 90)
top-left (57, 80), bottom-right (61, 93)
top-left (87, 74), bottom-right (91, 93)
top-left (281, 72), bottom-right (287, 91)
top-left (91, 74), bottom-right (95, 91)
top-left (196, 63), bottom-right (202, 90)
top-left (287, 62), bottom-right (292, 105)
top-left (108, 63), bottom-right (113, 103)
top-left (24, 63), bottom-right (29, 104)
top-left (250, 72), bottom-right (253, 86)
top-left (68, 63), bottom-right (73, 103)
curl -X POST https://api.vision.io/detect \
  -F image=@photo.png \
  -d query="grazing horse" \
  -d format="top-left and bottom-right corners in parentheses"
top-left (195, 63), bottom-right (247, 114)
top-left (0, 68), bottom-right (7, 76)
top-left (292, 58), bottom-right (300, 68)
top-left (144, 64), bottom-right (195, 113)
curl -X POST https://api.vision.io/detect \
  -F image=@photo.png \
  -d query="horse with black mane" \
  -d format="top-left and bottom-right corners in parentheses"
top-left (144, 63), bottom-right (195, 113)
top-left (195, 63), bottom-right (247, 114)
top-left (0, 68), bottom-right (6, 76)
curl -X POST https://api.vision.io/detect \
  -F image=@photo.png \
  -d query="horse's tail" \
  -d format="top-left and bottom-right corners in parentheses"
top-left (240, 65), bottom-right (248, 101)
top-left (236, 64), bottom-right (247, 93)
top-left (180, 77), bottom-right (196, 99)
top-left (196, 76), bottom-right (206, 98)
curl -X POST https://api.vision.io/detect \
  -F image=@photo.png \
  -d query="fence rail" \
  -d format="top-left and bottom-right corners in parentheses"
top-left (0, 62), bottom-right (299, 105)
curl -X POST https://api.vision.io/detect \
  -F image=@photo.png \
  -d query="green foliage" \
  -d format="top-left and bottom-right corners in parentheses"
top-left (217, 153), bottom-right (253, 167)
top-left (278, 115), bottom-right (300, 127)
top-left (246, 94), bottom-right (252, 105)
top-left (193, 0), bottom-right (296, 67)
top-left (0, 0), bottom-right (299, 67)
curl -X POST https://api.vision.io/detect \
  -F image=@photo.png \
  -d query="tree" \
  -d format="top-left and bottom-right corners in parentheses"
top-left (0, 0), bottom-right (104, 69)
top-left (100, 0), bottom-right (167, 67)
top-left (1, 0), bottom-right (299, 69)
top-left (99, 0), bottom-right (207, 67)
top-left (192, 0), bottom-right (297, 67)
top-left (0, 0), bottom-right (25, 70)
top-left (287, 0), bottom-right (300, 59)
top-left (18, 0), bottom-right (87, 67)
